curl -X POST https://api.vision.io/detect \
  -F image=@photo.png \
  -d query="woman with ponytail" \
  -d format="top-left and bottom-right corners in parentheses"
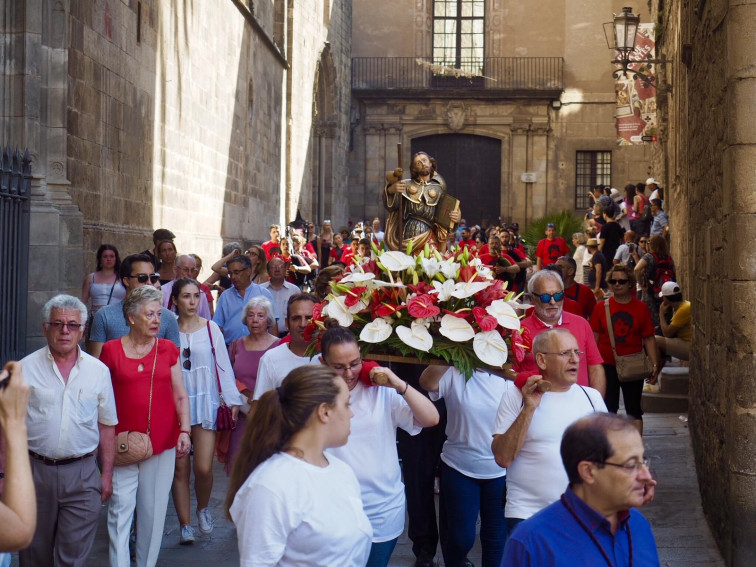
top-left (226, 365), bottom-right (372, 566)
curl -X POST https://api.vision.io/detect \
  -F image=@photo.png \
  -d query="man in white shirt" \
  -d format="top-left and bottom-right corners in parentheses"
top-left (261, 257), bottom-right (299, 331)
top-left (253, 294), bottom-right (318, 399)
top-left (161, 254), bottom-right (211, 318)
top-left (20, 295), bottom-right (118, 567)
top-left (491, 328), bottom-right (607, 534)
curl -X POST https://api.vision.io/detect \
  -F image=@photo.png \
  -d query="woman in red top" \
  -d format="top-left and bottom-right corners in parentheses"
top-left (590, 264), bottom-right (660, 434)
top-left (100, 285), bottom-right (190, 567)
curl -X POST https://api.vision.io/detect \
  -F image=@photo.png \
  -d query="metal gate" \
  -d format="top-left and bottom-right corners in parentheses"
top-left (0, 146), bottom-right (32, 362)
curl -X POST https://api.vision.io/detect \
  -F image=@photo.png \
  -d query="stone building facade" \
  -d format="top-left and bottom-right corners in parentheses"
top-left (1, 0), bottom-right (351, 350)
top-left (348, 0), bottom-right (652, 228)
top-left (649, 0), bottom-right (756, 564)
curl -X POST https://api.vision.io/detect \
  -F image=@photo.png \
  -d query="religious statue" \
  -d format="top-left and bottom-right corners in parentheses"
top-left (383, 151), bottom-right (461, 254)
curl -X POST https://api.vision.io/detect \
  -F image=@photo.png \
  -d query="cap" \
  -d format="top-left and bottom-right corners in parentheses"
top-left (646, 177), bottom-right (660, 186)
top-left (546, 222), bottom-right (556, 228)
top-left (152, 228), bottom-right (176, 242)
top-left (610, 188), bottom-right (623, 202)
top-left (658, 281), bottom-right (681, 298)
top-left (510, 223), bottom-right (520, 231)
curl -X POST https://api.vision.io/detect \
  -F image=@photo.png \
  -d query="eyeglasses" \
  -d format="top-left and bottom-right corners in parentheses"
top-left (542, 349), bottom-right (584, 359)
top-left (329, 360), bottom-right (363, 374)
top-left (535, 291), bottom-right (565, 303)
top-left (46, 321), bottom-right (84, 331)
top-left (639, 239), bottom-right (647, 244)
top-left (596, 457), bottom-right (651, 473)
top-left (182, 347), bottom-right (191, 370)
top-left (128, 273), bottom-right (160, 284)
top-left (608, 279), bottom-right (629, 285)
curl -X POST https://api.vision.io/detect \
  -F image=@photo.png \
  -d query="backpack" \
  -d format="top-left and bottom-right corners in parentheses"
top-left (649, 252), bottom-right (675, 294)
top-left (639, 194), bottom-right (652, 221)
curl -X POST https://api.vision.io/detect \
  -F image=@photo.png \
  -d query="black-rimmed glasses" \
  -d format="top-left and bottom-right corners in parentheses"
top-left (595, 458), bottom-right (651, 473)
top-left (182, 347), bottom-right (191, 370)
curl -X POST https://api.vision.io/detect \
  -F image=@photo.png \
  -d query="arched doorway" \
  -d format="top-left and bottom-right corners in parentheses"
top-left (411, 134), bottom-right (502, 226)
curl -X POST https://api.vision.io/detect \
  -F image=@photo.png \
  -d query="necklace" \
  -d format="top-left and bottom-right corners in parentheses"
top-left (128, 337), bottom-right (155, 359)
top-left (561, 494), bottom-right (633, 567)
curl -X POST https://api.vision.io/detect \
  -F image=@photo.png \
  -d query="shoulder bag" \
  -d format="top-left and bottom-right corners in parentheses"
top-left (114, 340), bottom-right (157, 466)
top-left (208, 322), bottom-right (236, 431)
top-left (605, 301), bottom-right (652, 382)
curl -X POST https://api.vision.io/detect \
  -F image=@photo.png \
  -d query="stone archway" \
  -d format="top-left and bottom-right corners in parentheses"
top-left (311, 45), bottom-right (338, 225)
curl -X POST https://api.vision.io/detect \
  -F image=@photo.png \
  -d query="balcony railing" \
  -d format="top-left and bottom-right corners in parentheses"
top-left (352, 57), bottom-right (564, 98)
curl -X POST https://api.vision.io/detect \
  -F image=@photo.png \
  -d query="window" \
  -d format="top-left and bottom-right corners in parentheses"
top-left (575, 151), bottom-right (612, 209)
top-left (433, 0), bottom-right (485, 74)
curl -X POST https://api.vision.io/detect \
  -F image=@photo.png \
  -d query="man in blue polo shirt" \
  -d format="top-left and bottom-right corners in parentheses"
top-left (501, 412), bottom-right (659, 566)
top-left (213, 254), bottom-right (277, 344)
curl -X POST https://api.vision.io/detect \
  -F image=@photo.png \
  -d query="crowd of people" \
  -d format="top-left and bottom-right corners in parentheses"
top-left (0, 175), bottom-right (691, 567)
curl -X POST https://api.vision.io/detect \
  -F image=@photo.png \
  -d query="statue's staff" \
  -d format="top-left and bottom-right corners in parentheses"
top-left (396, 143), bottom-right (403, 243)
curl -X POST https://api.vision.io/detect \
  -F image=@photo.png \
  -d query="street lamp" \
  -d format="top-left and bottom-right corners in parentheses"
top-left (603, 6), bottom-right (667, 88)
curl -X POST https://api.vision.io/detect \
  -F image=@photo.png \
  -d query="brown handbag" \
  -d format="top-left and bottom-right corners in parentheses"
top-left (604, 301), bottom-right (653, 383)
top-left (207, 322), bottom-right (236, 431)
top-left (114, 340), bottom-right (157, 466)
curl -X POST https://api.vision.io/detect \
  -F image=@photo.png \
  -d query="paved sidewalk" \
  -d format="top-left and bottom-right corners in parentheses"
top-left (8, 413), bottom-right (724, 566)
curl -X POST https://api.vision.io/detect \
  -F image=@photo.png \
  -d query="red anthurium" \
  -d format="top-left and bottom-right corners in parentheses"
top-left (509, 330), bottom-right (528, 364)
top-left (407, 294), bottom-right (440, 318)
top-left (361, 260), bottom-right (380, 275)
top-left (311, 300), bottom-right (327, 322)
top-left (344, 286), bottom-right (367, 307)
top-left (374, 302), bottom-right (404, 318)
top-left (473, 307), bottom-right (498, 332)
top-left (303, 322), bottom-right (319, 342)
top-left (473, 279), bottom-right (507, 308)
top-left (441, 308), bottom-right (473, 321)
top-left (459, 265), bottom-right (481, 283)
top-left (408, 281), bottom-right (434, 295)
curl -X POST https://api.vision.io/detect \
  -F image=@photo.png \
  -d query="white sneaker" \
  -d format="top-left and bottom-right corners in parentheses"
top-left (179, 524), bottom-right (195, 545)
top-left (197, 508), bottom-right (214, 534)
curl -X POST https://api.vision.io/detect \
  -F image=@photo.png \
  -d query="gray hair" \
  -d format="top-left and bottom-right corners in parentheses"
top-left (241, 296), bottom-right (276, 329)
top-left (533, 328), bottom-right (574, 356)
top-left (222, 242), bottom-right (243, 256)
top-left (122, 286), bottom-right (163, 321)
top-left (527, 269), bottom-right (564, 295)
top-left (572, 232), bottom-right (586, 245)
top-left (42, 294), bottom-right (88, 325)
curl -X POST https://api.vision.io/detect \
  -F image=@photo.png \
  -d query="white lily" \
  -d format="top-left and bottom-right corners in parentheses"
top-left (380, 251), bottom-right (415, 271)
top-left (438, 314), bottom-right (475, 342)
top-left (323, 296), bottom-right (354, 326)
top-left (475, 265), bottom-right (494, 280)
top-left (486, 299), bottom-right (521, 330)
top-left (506, 298), bottom-right (533, 311)
top-left (431, 279), bottom-right (456, 301)
top-left (451, 280), bottom-right (490, 299)
top-left (360, 317), bottom-right (393, 343)
top-left (420, 257), bottom-right (443, 278)
top-left (396, 321), bottom-right (434, 352)
top-left (473, 331), bottom-right (509, 366)
top-left (439, 260), bottom-right (461, 279)
top-left (371, 279), bottom-right (407, 288)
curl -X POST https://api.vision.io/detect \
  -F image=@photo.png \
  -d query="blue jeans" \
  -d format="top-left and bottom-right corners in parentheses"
top-left (365, 537), bottom-right (398, 567)
top-left (440, 462), bottom-right (508, 567)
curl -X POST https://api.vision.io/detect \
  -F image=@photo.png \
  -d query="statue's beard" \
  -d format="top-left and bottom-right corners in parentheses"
top-left (412, 165), bottom-right (430, 179)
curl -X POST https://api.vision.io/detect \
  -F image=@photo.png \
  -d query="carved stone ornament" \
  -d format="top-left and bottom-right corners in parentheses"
top-left (446, 102), bottom-right (467, 132)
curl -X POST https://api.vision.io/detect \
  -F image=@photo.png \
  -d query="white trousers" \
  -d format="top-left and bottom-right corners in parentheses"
top-left (108, 448), bottom-right (176, 567)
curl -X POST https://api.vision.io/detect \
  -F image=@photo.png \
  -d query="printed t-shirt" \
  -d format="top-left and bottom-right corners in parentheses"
top-left (563, 282), bottom-right (597, 320)
top-left (536, 237), bottom-right (570, 268)
top-left (590, 296), bottom-right (654, 365)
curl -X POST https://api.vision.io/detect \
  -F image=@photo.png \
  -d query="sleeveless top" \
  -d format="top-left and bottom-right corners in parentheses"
top-left (90, 273), bottom-right (127, 312)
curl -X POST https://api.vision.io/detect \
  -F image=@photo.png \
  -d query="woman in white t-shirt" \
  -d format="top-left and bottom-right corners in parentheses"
top-left (319, 326), bottom-right (439, 567)
top-left (420, 365), bottom-right (510, 567)
top-left (226, 365), bottom-right (372, 567)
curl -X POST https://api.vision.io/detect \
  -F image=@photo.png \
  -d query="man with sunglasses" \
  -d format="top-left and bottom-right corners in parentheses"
top-left (20, 295), bottom-right (118, 566)
top-left (502, 412), bottom-right (659, 566)
top-left (88, 253), bottom-right (180, 359)
top-left (515, 271), bottom-right (605, 395)
top-left (493, 329), bottom-right (607, 535)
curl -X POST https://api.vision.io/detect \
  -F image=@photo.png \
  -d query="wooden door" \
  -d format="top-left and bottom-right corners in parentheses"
top-left (411, 134), bottom-right (502, 226)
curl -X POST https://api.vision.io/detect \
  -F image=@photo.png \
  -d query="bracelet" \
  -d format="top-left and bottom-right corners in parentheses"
top-left (399, 381), bottom-right (409, 396)
top-left (180, 430), bottom-right (191, 436)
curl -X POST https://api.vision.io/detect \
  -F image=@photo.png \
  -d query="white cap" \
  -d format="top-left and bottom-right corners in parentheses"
top-left (658, 281), bottom-right (681, 298)
top-left (610, 188), bottom-right (623, 202)
top-left (646, 177), bottom-right (660, 186)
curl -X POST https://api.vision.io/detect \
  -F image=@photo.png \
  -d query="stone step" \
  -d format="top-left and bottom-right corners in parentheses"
top-left (659, 373), bottom-right (690, 396)
top-left (642, 392), bottom-right (689, 414)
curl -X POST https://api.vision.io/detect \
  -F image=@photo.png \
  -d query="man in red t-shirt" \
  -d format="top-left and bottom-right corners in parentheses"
top-left (556, 256), bottom-right (596, 320)
top-left (516, 270), bottom-right (605, 395)
top-left (261, 224), bottom-right (282, 260)
top-left (458, 226), bottom-right (476, 250)
top-left (535, 223), bottom-right (571, 271)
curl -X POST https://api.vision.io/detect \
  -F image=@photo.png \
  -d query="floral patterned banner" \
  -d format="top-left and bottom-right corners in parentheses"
top-left (615, 23), bottom-right (658, 146)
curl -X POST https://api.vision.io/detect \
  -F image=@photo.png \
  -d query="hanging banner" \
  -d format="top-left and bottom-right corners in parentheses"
top-left (615, 23), bottom-right (658, 145)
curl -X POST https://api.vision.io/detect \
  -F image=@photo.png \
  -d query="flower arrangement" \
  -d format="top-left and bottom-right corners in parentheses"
top-left (304, 242), bottom-right (532, 379)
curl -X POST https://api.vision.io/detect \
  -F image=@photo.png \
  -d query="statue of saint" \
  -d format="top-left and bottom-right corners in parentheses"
top-left (383, 152), bottom-right (461, 254)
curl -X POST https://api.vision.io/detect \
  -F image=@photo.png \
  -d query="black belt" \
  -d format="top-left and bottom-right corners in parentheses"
top-left (29, 451), bottom-right (94, 466)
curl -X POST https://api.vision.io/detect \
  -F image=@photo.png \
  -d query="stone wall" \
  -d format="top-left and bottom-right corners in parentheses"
top-left (652, 0), bottom-right (756, 564)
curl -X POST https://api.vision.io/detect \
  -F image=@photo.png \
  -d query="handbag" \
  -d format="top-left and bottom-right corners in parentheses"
top-left (207, 322), bottom-right (236, 431)
top-left (114, 340), bottom-right (157, 466)
top-left (604, 301), bottom-right (652, 382)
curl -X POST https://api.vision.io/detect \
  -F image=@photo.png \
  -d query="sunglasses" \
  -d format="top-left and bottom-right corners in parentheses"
top-left (129, 273), bottom-right (160, 284)
top-left (535, 291), bottom-right (565, 303)
top-left (608, 279), bottom-right (629, 285)
top-left (46, 321), bottom-right (84, 331)
top-left (182, 347), bottom-right (191, 370)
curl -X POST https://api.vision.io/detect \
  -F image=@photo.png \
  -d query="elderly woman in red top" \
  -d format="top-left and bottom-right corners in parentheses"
top-left (100, 285), bottom-right (191, 567)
